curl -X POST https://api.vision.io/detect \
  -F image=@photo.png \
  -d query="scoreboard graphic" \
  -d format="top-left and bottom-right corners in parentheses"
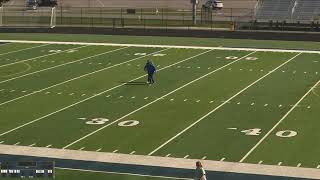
top-left (0, 161), bottom-right (54, 178)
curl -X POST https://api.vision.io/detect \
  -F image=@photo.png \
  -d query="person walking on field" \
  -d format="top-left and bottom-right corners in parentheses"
top-left (144, 60), bottom-right (156, 85)
top-left (195, 161), bottom-right (207, 180)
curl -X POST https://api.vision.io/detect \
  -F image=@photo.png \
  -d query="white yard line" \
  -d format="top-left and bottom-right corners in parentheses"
top-left (0, 48), bottom-right (185, 137)
top-left (148, 53), bottom-right (302, 156)
top-left (0, 44), bottom-right (49, 56)
top-left (63, 51), bottom-right (254, 149)
top-left (0, 45), bottom-right (88, 68)
top-left (56, 167), bottom-right (192, 180)
top-left (0, 40), bottom-right (319, 54)
top-left (0, 46), bottom-right (127, 84)
top-left (0, 47), bottom-right (163, 107)
top-left (239, 78), bottom-right (320, 163)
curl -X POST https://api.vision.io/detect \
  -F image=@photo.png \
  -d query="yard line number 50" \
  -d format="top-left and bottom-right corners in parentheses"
top-left (78, 118), bottom-right (140, 127)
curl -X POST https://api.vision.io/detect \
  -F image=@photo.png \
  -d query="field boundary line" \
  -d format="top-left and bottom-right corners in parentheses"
top-left (56, 167), bottom-right (191, 180)
top-left (0, 144), bottom-right (319, 179)
top-left (63, 51), bottom-right (255, 149)
top-left (239, 78), bottom-right (320, 162)
top-left (0, 44), bottom-right (49, 56)
top-left (0, 40), bottom-right (319, 54)
top-left (0, 46), bottom-right (128, 84)
top-left (148, 52), bottom-right (302, 156)
top-left (0, 48), bottom-right (172, 136)
top-left (0, 45), bottom-right (88, 68)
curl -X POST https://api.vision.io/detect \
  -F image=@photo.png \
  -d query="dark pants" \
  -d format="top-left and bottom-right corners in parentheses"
top-left (148, 73), bottom-right (155, 84)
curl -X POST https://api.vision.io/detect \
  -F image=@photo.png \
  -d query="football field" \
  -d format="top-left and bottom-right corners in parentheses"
top-left (0, 37), bottom-right (320, 171)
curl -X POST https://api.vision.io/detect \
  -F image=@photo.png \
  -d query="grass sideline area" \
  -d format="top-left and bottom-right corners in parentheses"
top-left (0, 35), bottom-right (319, 179)
top-left (53, 168), bottom-right (187, 180)
top-left (0, 33), bottom-right (320, 50)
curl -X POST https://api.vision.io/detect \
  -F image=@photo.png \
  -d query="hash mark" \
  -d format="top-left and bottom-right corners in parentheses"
top-left (227, 128), bottom-right (237, 130)
top-left (264, 104), bottom-right (268, 107)
top-left (297, 163), bottom-right (301, 167)
top-left (220, 158), bottom-right (225, 161)
top-left (81, 94), bottom-right (86, 96)
top-left (0, 141), bottom-right (4, 144)
top-left (258, 161), bottom-right (263, 164)
top-left (184, 99), bottom-right (188, 102)
top-left (317, 165), bottom-right (320, 169)
top-left (79, 147), bottom-right (85, 150)
top-left (46, 144), bottom-right (52, 148)
top-left (112, 150), bottom-right (118, 153)
top-left (201, 156), bottom-right (207, 160)
top-left (106, 95), bottom-right (111, 98)
top-left (278, 162), bottom-right (282, 166)
top-left (29, 143), bottom-right (36, 147)
top-left (144, 97), bottom-right (149, 100)
top-left (196, 100), bottom-right (200, 103)
top-left (278, 104), bottom-right (283, 108)
top-left (131, 96), bottom-right (136, 99)
top-left (165, 154), bottom-right (171, 157)
top-left (209, 100), bottom-right (214, 103)
top-left (170, 98), bottom-right (174, 101)
top-left (96, 148), bottom-right (102, 152)
top-left (183, 155), bottom-right (189, 159)
top-left (251, 102), bottom-right (255, 106)
top-left (130, 151), bottom-right (136, 155)
top-left (14, 142), bottom-right (20, 145)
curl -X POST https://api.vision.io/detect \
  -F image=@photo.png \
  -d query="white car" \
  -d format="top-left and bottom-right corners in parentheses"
top-left (203, 0), bottom-right (224, 10)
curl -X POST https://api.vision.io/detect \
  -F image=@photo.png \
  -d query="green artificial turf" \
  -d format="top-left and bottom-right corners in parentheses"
top-left (0, 37), bottom-right (319, 170)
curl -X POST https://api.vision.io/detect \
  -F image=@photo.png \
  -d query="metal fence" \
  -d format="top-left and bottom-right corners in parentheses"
top-left (0, 6), bottom-right (255, 29)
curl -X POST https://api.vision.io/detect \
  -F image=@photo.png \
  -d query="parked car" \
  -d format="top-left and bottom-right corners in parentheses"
top-left (203, 0), bottom-right (224, 10)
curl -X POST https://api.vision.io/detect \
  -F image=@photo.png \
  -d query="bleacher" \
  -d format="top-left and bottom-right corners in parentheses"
top-left (293, 0), bottom-right (320, 22)
top-left (256, 0), bottom-right (320, 23)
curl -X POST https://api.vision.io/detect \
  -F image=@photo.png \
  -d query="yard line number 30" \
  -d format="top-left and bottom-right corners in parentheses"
top-left (78, 118), bottom-right (140, 127)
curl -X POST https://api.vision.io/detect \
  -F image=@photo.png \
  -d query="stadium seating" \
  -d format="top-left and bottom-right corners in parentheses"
top-left (256, 0), bottom-right (320, 22)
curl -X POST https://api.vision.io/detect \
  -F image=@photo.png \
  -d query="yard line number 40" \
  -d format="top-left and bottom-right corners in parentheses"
top-left (240, 128), bottom-right (297, 138)
top-left (78, 118), bottom-right (140, 127)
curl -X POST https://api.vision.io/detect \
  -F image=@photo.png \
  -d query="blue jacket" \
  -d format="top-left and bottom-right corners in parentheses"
top-left (144, 62), bottom-right (156, 74)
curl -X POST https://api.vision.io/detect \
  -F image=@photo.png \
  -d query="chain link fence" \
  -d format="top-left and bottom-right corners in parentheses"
top-left (0, 6), bottom-right (255, 30)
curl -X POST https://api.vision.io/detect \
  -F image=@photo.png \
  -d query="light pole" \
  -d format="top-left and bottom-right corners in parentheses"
top-left (191, 0), bottom-right (198, 25)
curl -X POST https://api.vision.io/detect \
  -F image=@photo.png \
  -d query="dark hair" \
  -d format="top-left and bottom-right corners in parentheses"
top-left (196, 161), bottom-right (202, 167)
